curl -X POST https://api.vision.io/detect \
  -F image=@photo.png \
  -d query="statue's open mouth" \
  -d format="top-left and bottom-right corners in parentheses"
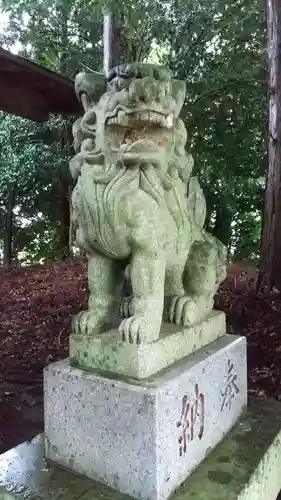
top-left (107, 110), bottom-right (174, 129)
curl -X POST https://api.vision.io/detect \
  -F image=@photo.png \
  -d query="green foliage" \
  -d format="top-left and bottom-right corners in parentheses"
top-left (0, 0), bottom-right (267, 265)
top-left (156, 0), bottom-right (267, 260)
top-left (0, 113), bottom-right (73, 263)
top-left (0, 0), bottom-right (103, 74)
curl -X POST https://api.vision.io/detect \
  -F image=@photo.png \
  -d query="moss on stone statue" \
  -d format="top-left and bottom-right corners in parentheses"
top-left (70, 62), bottom-right (227, 349)
top-left (172, 398), bottom-right (281, 500)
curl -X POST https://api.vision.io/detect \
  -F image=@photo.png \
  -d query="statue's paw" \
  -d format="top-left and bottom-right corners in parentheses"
top-left (169, 295), bottom-right (199, 326)
top-left (72, 311), bottom-right (100, 335)
top-left (120, 296), bottom-right (134, 318)
top-left (119, 316), bottom-right (160, 344)
top-left (119, 316), bottom-right (147, 344)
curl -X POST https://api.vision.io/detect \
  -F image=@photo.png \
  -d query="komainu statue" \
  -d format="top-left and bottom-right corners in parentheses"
top-left (70, 63), bottom-right (227, 344)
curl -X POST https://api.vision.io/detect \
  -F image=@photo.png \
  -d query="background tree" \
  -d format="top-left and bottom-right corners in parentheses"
top-left (0, 0), bottom-right (267, 266)
top-left (158, 0), bottom-right (266, 259)
top-left (258, 0), bottom-right (281, 290)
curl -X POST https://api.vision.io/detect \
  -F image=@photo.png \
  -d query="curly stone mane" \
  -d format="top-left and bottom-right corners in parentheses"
top-left (72, 102), bottom-right (194, 241)
top-left (70, 63), bottom-right (227, 349)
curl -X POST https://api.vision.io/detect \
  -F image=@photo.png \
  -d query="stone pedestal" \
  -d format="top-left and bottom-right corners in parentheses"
top-left (2, 399), bottom-right (281, 500)
top-left (44, 334), bottom-right (247, 500)
top-left (69, 311), bottom-right (226, 379)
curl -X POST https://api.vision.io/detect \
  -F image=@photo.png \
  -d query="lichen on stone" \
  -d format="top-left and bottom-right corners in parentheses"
top-left (70, 62), bottom-right (227, 345)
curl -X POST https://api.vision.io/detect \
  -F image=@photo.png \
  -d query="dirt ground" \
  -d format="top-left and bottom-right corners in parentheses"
top-left (0, 260), bottom-right (87, 453)
top-left (1, 259), bottom-right (281, 459)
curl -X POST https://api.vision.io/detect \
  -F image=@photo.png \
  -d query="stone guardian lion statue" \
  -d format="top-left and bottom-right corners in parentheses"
top-left (70, 63), bottom-right (227, 344)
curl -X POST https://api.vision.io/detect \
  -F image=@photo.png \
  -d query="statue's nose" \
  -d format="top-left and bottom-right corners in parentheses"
top-left (128, 77), bottom-right (169, 104)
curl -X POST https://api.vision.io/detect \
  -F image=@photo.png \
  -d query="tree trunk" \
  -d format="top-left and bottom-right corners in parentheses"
top-left (213, 203), bottom-right (232, 250)
top-left (55, 10), bottom-right (73, 261)
top-left (258, 0), bottom-right (281, 290)
top-left (68, 185), bottom-right (74, 256)
top-left (3, 183), bottom-right (16, 269)
top-left (57, 178), bottom-right (71, 260)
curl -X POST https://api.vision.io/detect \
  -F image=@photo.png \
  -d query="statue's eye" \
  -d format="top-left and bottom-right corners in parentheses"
top-left (110, 77), bottom-right (130, 92)
top-left (118, 78), bottom-right (131, 91)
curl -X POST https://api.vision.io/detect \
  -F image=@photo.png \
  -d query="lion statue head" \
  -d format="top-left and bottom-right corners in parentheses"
top-left (70, 63), bottom-right (207, 257)
top-left (70, 62), bottom-right (195, 188)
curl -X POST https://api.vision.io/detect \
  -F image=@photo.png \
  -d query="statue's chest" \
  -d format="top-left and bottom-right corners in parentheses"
top-left (74, 176), bottom-right (130, 259)
top-left (91, 220), bottom-right (129, 259)
top-left (92, 185), bottom-right (129, 258)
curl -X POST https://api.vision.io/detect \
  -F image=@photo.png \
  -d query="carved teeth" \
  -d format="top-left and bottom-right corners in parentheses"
top-left (149, 112), bottom-right (161, 124)
top-left (107, 111), bottom-right (174, 128)
top-left (164, 114), bottom-right (174, 129)
top-left (118, 111), bottom-right (130, 126)
top-left (108, 117), bottom-right (118, 125)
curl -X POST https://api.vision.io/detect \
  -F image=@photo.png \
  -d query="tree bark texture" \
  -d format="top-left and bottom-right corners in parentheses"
top-left (258, 0), bottom-right (281, 290)
top-left (213, 203), bottom-right (232, 249)
top-left (58, 179), bottom-right (71, 260)
top-left (3, 183), bottom-right (15, 269)
top-left (57, 122), bottom-right (72, 260)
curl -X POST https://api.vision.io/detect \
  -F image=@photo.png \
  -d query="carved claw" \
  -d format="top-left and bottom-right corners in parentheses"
top-left (120, 296), bottom-right (134, 318)
top-left (119, 316), bottom-right (146, 344)
top-left (119, 315), bottom-right (161, 344)
top-left (169, 295), bottom-right (199, 326)
top-left (169, 295), bottom-right (213, 326)
top-left (72, 311), bottom-right (102, 336)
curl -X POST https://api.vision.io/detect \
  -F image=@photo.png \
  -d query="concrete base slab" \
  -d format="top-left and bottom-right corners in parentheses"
top-left (44, 334), bottom-right (247, 500)
top-left (69, 310), bottom-right (226, 379)
top-left (1, 399), bottom-right (281, 500)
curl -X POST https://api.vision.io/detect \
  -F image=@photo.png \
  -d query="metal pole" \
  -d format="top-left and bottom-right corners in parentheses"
top-left (103, 8), bottom-right (120, 78)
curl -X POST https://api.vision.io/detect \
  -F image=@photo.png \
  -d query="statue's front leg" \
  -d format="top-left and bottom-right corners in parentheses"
top-left (72, 251), bottom-right (123, 335)
top-left (119, 249), bottom-right (165, 344)
top-left (119, 195), bottom-right (165, 344)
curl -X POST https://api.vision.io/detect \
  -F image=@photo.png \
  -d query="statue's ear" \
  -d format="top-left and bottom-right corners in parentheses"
top-left (171, 79), bottom-right (186, 118)
top-left (75, 71), bottom-right (107, 110)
